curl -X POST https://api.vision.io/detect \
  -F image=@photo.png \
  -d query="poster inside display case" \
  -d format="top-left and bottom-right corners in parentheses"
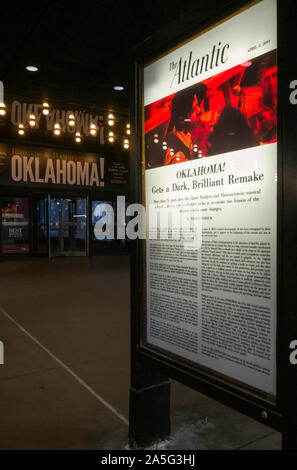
top-left (143, 0), bottom-right (277, 398)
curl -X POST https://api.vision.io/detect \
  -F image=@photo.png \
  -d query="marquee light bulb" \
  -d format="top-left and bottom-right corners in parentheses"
top-left (126, 129), bottom-right (131, 135)
top-left (108, 137), bottom-right (114, 143)
top-left (26, 65), bottom-right (38, 72)
top-left (18, 124), bottom-right (24, 135)
top-left (53, 123), bottom-right (61, 135)
top-left (75, 132), bottom-right (81, 143)
top-left (107, 113), bottom-right (114, 126)
top-left (90, 123), bottom-right (97, 135)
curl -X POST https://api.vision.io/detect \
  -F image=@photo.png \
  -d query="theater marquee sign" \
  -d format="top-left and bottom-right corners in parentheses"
top-left (0, 143), bottom-right (129, 190)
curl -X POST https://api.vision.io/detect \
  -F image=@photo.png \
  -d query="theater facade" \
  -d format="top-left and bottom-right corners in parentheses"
top-left (0, 97), bottom-right (130, 258)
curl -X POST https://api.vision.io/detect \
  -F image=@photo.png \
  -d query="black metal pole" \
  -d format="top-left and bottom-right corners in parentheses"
top-left (129, 347), bottom-right (171, 448)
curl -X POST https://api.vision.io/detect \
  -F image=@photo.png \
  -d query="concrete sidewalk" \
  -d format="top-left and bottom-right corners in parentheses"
top-left (0, 257), bottom-right (281, 449)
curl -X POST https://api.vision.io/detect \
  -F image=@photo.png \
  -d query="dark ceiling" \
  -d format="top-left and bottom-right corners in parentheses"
top-left (1, 0), bottom-right (230, 113)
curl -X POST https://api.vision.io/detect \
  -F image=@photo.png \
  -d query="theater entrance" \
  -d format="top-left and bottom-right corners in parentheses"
top-left (0, 197), bottom-right (30, 256)
top-left (37, 196), bottom-right (88, 257)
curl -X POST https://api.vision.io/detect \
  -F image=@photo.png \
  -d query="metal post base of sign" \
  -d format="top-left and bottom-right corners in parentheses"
top-left (129, 356), bottom-right (170, 448)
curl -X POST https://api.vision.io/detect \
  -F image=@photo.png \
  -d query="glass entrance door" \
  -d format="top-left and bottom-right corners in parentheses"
top-left (48, 197), bottom-right (88, 257)
top-left (36, 196), bottom-right (49, 255)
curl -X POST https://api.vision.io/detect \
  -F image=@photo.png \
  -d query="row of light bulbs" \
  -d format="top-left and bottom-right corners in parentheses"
top-left (107, 124), bottom-right (130, 147)
top-left (9, 102), bottom-right (131, 149)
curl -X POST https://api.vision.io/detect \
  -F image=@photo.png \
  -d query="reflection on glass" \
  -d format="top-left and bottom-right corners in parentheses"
top-left (92, 201), bottom-right (113, 242)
